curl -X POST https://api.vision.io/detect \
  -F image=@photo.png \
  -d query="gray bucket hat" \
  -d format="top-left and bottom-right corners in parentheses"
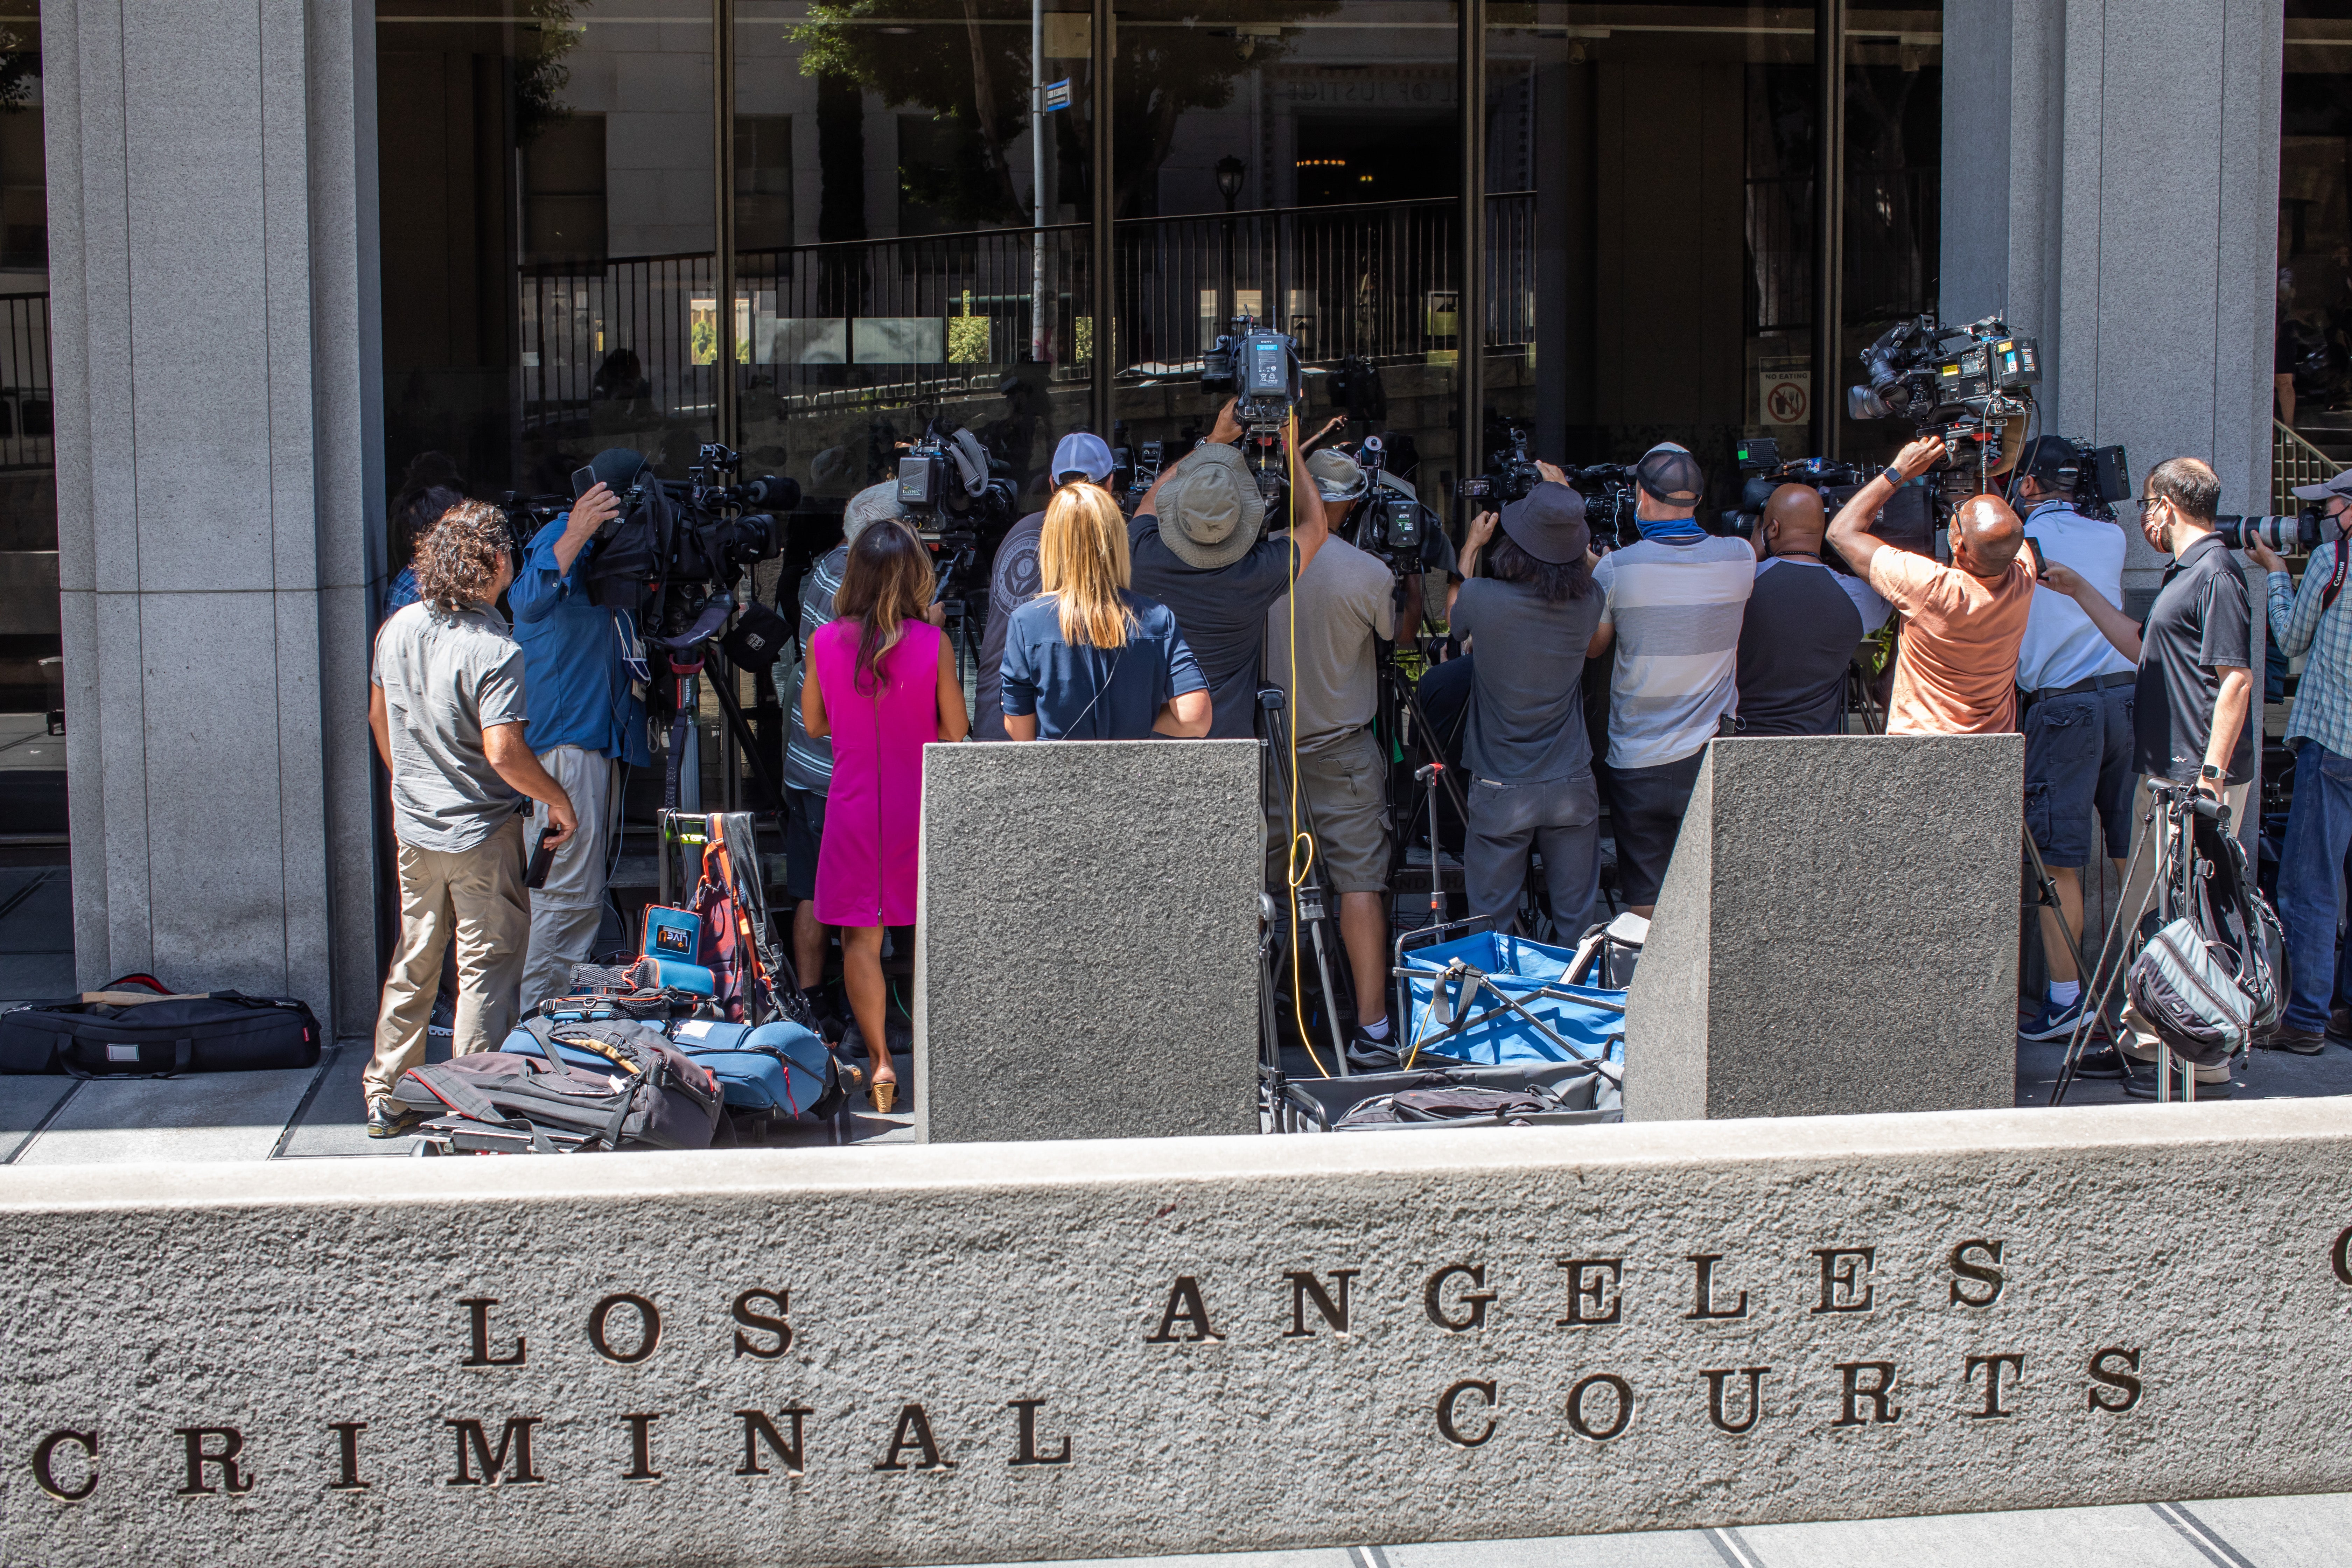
top-left (1153, 442), bottom-right (1267, 569)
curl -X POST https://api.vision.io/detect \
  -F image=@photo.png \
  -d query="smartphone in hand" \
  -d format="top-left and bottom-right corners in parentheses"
top-left (525, 825), bottom-right (560, 890)
top-left (570, 464), bottom-right (597, 502)
top-left (2024, 537), bottom-right (2047, 580)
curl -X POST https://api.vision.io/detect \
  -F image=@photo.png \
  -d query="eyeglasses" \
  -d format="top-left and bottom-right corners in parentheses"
top-left (2122, 496), bottom-right (2168, 516)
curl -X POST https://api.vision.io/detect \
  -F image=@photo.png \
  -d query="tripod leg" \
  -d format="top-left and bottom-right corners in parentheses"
top-left (705, 651), bottom-right (791, 820)
top-left (1306, 916), bottom-right (1352, 1077)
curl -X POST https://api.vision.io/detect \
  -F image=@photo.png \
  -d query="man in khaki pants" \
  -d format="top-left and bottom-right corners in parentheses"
top-left (367, 501), bottom-right (579, 1137)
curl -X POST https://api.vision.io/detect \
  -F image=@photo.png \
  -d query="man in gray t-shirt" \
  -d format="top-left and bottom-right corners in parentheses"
top-left (365, 500), bottom-right (577, 1138)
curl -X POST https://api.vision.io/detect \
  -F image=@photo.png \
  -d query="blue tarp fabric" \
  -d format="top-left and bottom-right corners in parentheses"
top-left (1399, 931), bottom-right (1627, 1068)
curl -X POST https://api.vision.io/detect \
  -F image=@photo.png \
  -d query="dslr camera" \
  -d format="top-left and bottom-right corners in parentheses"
top-left (2214, 508), bottom-right (2328, 555)
top-left (1202, 314), bottom-right (1302, 433)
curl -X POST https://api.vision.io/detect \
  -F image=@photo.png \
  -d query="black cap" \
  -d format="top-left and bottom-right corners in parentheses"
top-left (1498, 480), bottom-right (1591, 565)
top-left (2016, 436), bottom-right (2080, 488)
top-left (1633, 442), bottom-right (1704, 506)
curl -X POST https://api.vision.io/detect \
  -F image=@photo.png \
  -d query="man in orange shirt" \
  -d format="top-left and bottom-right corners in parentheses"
top-left (1827, 434), bottom-right (2036, 734)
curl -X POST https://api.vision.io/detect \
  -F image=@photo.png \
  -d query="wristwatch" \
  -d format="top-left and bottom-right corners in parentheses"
top-left (2199, 763), bottom-right (2224, 780)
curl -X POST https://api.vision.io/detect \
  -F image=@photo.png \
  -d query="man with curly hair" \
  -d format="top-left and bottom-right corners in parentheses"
top-left (366, 501), bottom-right (579, 1138)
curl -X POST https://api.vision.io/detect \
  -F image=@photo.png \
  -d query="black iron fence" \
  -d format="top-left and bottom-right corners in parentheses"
top-left (0, 291), bottom-right (51, 471)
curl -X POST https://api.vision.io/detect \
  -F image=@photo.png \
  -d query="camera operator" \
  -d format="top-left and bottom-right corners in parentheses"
top-left (1826, 435), bottom-right (2034, 736)
top-left (2041, 457), bottom-right (2252, 1090)
top-left (1586, 442), bottom-right (1756, 919)
top-left (509, 449), bottom-right (649, 1013)
top-left (782, 480), bottom-right (910, 1018)
top-left (1735, 483), bottom-right (1891, 735)
top-left (1129, 397), bottom-right (1329, 739)
top-left (1452, 476), bottom-right (1604, 939)
top-left (1263, 446), bottom-right (1402, 1068)
top-left (2008, 437), bottom-right (2138, 1042)
top-left (974, 432), bottom-right (1117, 742)
top-left (2243, 471), bottom-right (2352, 1053)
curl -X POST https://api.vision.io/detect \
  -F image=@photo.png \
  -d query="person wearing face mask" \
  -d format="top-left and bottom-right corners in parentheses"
top-left (2244, 470), bottom-right (2352, 1054)
top-left (1584, 442), bottom-right (1756, 920)
top-left (2040, 457), bottom-right (2254, 1091)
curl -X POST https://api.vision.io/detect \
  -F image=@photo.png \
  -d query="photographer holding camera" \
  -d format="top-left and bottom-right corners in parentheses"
top-left (1130, 397), bottom-right (1329, 739)
top-left (2244, 471), bottom-right (2352, 1052)
top-left (1586, 443), bottom-right (1756, 919)
top-left (510, 448), bottom-right (651, 1013)
top-left (2042, 457), bottom-right (2253, 1088)
top-left (1735, 483), bottom-right (1891, 736)
top-left (975, 432), bottom-right (1118, 742)
top-left (1826, 435), bottom-right (2034, 736)
top-left (2008, 437), bottom-right (2138, 1041)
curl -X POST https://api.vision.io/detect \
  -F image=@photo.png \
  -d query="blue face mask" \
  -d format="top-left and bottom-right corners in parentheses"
top-left (1634, 506), bottom-right (1706, 542)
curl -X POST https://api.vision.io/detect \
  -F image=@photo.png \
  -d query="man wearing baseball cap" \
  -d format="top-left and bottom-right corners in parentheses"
top-left (974, 430), bottom-right (1116, 741)
top-left (1129, 398), bottom-right (1330, 740)
top-left (1264, 443), bottom-right (1402, 1065)
top-left (1586, 441), bottom-right (1756, 918)
top-left (2245, 468), bottom-right (2352, 1050)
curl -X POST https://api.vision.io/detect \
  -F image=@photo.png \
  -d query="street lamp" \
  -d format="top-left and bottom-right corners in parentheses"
top-left (1214, 156), bottom-right (1245, 344)
top-left (1215, 155), bottom-right (1246, 213)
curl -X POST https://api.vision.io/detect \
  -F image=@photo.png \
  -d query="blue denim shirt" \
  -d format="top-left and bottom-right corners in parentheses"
top-left (509, 514), bottom-right (652, 765)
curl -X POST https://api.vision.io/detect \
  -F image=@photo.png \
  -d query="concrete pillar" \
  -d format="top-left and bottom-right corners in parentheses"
top-left (1942, 0), bottom-right (2283, 594)
top-left (44, 0), bottom-right (383, 1030)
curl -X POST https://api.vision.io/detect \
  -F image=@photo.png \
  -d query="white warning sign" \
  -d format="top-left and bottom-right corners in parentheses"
top-left (1760, 360), bottom-right (1812, 428)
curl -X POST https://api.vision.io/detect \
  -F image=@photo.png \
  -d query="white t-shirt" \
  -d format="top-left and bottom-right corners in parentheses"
top-left (1592, 532), bottom-right (1757, 770)
top-left (2016, 501), bottom-right (2135, 693)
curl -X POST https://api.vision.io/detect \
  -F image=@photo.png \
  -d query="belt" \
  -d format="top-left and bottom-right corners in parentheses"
top-left (2028, 670), bottom-right (2135, 704)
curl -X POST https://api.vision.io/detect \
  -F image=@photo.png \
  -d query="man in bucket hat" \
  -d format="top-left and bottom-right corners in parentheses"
top-left (1451, 472), bottom-right (1607, 944)
top-left (1130, 398), bottom-right (1331, 739)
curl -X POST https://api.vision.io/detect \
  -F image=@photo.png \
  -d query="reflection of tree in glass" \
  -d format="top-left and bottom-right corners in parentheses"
top-left (518, 0), bottom-right (585, 147)
top-left (796, 0), bottom-right (1035, 229)
top-left (1110, 2), bottom-right (1334, 218)
top-left (0, 22), bottom-right (38, 113)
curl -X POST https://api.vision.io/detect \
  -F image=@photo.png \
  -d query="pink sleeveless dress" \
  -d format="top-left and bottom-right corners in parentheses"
top-left (810, 618), bottom-right (942, 928)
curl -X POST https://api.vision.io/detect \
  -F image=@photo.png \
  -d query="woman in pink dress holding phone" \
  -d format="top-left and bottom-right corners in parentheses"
top-left (800, 517), bottom-right (968, 1112)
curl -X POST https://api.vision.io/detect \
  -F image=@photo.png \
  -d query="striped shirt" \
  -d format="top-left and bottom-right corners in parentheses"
top-left (1591, 533), bottom-right (1756, 770)
top-left (2268, 544), bottom-right (2352, 760)
top-left (783, 544), bottom-right (848, 793)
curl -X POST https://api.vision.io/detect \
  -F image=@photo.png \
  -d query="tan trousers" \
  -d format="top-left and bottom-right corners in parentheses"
top-left (366, 814), bottom-right (531, 1108)
top-left (2116, 775), bottom-right (2252, 1083)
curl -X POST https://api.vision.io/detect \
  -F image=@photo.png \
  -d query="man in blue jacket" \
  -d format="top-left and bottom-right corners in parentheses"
top-left (510, 449), bottom-right (651, 1010)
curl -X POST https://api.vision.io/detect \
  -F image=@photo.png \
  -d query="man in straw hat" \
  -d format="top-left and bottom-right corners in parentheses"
top-left (1130, 398), bottom-right (1331, 740)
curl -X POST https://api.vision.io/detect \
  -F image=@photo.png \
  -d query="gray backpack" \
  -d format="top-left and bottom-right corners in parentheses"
top-left (397, 1017), bottom-right (721, 1153)
top-left (2125, 806), bottom-right (2282, 1068)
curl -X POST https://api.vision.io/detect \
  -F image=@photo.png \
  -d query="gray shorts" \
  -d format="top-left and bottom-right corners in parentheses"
top-left (1290, 728), bottom-right (1392, 895)
top-left (2023, 683), bottom-right (2136, 868)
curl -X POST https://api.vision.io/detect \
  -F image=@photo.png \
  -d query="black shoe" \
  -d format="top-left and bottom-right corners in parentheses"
top-left (2331, 1007), bottom-right (2352, 1043)
top-left (2070, 1045), bottom-right (2132, 1079)
top-left (367, 1101), bottom-right (425, 1140)
top-left (1346, 1030), bottom-right (1400, 1072)
top-left (2260, 1024), bottom-right (2327, 1055)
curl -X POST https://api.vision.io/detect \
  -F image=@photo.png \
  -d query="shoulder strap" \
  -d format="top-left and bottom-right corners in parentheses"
top-left (2322, 536), bottom-right (2350, 614)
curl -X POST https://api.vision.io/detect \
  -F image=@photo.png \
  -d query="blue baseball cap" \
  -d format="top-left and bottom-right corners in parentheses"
top-left (1052, 432), bottom-right (1115, 484)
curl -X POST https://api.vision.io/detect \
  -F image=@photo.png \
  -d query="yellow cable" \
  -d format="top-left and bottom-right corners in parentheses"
top-left (1282, 405), bottom-right (1330, 1079)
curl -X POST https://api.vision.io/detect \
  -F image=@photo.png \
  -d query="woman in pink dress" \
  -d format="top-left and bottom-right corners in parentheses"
top-left (800, 518), bottom-right (969, 1112)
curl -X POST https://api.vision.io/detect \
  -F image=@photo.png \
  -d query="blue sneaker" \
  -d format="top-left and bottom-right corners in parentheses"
top-left (2018, 996), bottom-right (2088, 1042)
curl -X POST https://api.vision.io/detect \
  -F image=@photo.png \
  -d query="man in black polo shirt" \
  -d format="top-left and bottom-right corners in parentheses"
top-left (2042, 456), bottom-right (2255, 1090)
top-left (1735, 483), bottom-right (1891, 735)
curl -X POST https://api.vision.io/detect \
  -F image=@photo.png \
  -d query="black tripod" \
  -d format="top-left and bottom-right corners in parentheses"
top-left (654, 589), bottom-right (791, 822)
top-left (1260, 686), bottom-right (1353, 1078)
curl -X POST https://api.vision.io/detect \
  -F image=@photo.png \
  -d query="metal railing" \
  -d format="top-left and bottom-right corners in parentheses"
top-left (1746, 168), bottom-right (1938, 334)
top-left (0, 291), bottom-right (52, 470)
top-left (2275, 419), bottom-right (2340, 515)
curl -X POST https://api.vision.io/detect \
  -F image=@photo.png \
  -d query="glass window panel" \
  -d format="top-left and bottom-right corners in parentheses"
top-left (377, 1), bottom-right (718, 507)
top-left (1486, 3), bottom-right (1817, 534)
top-left (1111, 2), bottom-right (1461, 529)
top-left (1840, 4), bottom-right (1940, 463)
top-left (2281, 2), bottom-right (2352, 449)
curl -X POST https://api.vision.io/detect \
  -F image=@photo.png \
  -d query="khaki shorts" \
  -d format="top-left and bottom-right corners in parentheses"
top-left (1288, 728), bottom-right (1393, 894)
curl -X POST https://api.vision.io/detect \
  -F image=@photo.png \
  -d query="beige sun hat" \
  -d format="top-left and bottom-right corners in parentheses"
top-left (1151, 441), bottom-right (1268, 569)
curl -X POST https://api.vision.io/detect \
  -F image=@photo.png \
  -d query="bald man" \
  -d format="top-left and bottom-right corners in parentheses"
top-left (1735, 483), bottom-right (1892, 735)
top-left (1827, 435), bottom-right (2036, 735)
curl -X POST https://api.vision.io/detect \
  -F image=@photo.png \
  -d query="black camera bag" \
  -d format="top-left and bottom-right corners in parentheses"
top-left (584, 479), bottom-right (682, 611)
top-left (0, 990), bottom-right (321, 1077)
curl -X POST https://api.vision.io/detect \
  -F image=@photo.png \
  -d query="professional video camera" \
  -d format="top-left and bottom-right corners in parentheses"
top-left (580, 443), bottom-right (794, 613)
top-left (1717, 435), bottom-right (1932, 567)
top-left (1462, 426), bottom-right (1544, 507)
top-left (1352, 435), bottom-right (1438, 569)
top-left (897, 420), bottom-right (1019, 596)
top-left (1202, 313), bottom-right (1302, 433)
top-left (1849, 314), bottom-right (2042, 477)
